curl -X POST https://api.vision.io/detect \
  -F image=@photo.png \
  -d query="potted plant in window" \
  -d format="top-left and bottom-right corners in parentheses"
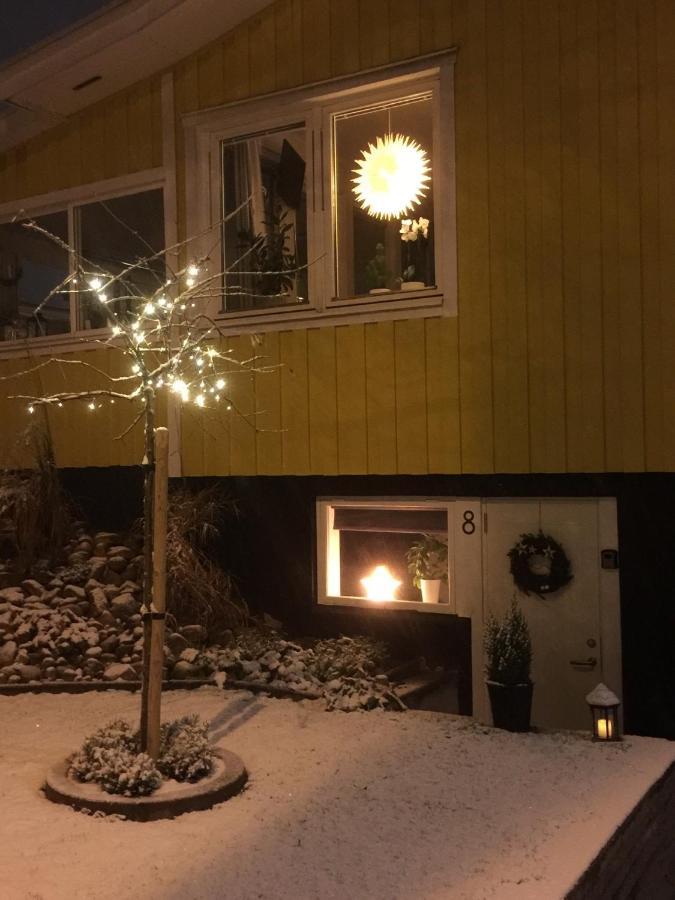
top-left (405, 533), bottom-right (448, 603)
top-left (399, 217), bottom-right (430, 290)
top-left (484, 599), bottom-right (533, 732)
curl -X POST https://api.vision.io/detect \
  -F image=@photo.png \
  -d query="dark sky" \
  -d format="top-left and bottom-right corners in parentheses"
top-left (0, 0), bottom-right (115, 66)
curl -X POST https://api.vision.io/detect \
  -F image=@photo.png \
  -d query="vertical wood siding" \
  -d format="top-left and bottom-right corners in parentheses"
top-left (0, 0), bottom-right (674, 477)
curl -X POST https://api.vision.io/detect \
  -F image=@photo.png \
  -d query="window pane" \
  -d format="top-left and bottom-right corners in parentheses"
top-left (221, 125), bottom-right (308, 312)
top-left (0, 212), bottom-right (70, 341)
top-left (77, 189), bottom-right (165, 330)
top-left (333, 93), bottom-right (434, 299)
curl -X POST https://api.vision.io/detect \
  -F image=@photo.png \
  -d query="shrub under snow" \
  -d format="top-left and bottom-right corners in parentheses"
top-left (68, 716), bottom-right (214, 796)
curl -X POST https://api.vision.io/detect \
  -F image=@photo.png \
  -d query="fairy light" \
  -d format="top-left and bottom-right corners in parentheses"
top-left (112, 325), bottom-right (121, 336)
top-left (144, 302), bottom-right (156, 316)
top-left (28, 405), bottom-right (35, 414)
top-left (97, 292), bottom-right (108, 304)
top-left (131, 364), bottom-right (140, 374)
top-left (88, 401), bottom-right (96, 411)
top-left (187, 264), bottom-right (200, 278)
top-left (195, 394), bottom-right (205, 407)
top-left (216, 378), bottom-right (225, 390)
top-left (88, 277), bottom-right (103, 291)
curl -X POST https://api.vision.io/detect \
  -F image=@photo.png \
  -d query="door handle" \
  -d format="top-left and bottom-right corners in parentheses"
top-left (569, 656), bottom-right (597, 669)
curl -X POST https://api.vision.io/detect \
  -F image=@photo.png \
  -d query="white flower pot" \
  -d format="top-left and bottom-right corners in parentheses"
top-left (420, 579), bottom-right (441, 604)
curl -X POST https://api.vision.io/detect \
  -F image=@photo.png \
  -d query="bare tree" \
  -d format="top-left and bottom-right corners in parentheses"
top-left (0, 206), bottom-right (306, 754)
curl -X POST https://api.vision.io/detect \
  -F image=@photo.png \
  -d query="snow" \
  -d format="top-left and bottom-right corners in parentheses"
top-left (0, 687), bottom-right (673, 900)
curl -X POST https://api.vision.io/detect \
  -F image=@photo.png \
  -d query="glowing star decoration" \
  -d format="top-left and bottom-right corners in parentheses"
top-left (360, 565), bottom-right (402, 602)
top-left (352, 133), bottom-right (431, 220)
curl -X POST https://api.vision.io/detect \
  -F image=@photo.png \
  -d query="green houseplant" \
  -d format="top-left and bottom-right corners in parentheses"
top-left (405, 533), bottom-right (448, 604)
top-left (484, 599), bottom-right (533, 732)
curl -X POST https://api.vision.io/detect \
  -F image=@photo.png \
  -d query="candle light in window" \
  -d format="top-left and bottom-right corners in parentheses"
top-left (360, 565), bottom-right (401, 602)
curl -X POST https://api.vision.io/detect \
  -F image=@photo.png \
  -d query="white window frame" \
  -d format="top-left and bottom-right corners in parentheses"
top-left (316, 497), bottom-right (457, 616)
top-left (0, 168), bottom-right (166, 357)
top-left (184, 49), bottom-right (457, 333)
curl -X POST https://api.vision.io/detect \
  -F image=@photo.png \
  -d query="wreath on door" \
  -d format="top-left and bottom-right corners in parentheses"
top-left (508, 530), bottom-right (573, 598)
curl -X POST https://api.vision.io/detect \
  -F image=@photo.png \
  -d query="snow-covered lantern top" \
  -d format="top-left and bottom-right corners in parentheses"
top-left (586, 683), bottom-right (621, 742)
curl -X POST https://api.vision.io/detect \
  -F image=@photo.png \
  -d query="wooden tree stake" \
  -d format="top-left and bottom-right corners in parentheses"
top-left (145, 426), bottom-right (169, 760)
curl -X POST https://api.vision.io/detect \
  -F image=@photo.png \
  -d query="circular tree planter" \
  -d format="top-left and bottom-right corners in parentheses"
top-left (44, 748), bottom-right (247, 821)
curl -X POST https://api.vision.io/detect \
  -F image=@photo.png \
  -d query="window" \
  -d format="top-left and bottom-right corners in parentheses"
top-left (0, 181), bottom-right (165, 343)
top-left (0, 212), bottom-right (70, 341)
top-left (185, 50), bottom-right (456, 328)
top-left (317, 498), bottom-right (455, 614)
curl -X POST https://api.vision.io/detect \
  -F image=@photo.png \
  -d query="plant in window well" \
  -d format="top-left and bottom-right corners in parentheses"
top-left (399, 217), bottom-right (430, 290)
top-left (484, 599), bottom-right (533, 732)
top-left (405, 533), bottom-right (448, 604)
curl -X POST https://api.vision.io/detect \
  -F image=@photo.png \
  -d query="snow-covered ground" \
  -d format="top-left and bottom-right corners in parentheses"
top-left (0, 688), bottom-right (673, 900)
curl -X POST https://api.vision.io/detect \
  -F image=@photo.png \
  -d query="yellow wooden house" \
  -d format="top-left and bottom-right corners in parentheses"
top-left (0, 0), bottom-right (673, 737)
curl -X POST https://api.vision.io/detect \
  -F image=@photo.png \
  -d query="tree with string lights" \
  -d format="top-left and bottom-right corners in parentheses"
top-left (0, 210), bottom-right (286, 757)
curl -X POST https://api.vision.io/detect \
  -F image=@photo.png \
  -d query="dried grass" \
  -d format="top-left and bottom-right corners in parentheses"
top-left (162, 485), bottom-right (248, 634)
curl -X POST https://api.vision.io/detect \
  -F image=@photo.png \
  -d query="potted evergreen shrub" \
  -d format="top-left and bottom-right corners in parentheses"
top-left (484, 599), bottom-right (533, 732)
top-left (405, 533), bottom-right (448, 603)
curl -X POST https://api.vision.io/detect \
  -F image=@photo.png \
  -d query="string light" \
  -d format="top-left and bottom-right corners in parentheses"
top-left (112, 325), bottom-right (121, 336)
top-left (144, 302), bottom-right (156, 316)
top-left (88, 277), bottom-right (103, 291)
top-left (216, 378), bottom-right (225, 390)
top-left (195, 394), bottom-right (205, 407)
top-left (28, 405), bottom-right (34, 414)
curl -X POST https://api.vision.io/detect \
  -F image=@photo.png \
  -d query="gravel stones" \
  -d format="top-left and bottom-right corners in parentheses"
top-left (103, 663), bottom-right (136, 682)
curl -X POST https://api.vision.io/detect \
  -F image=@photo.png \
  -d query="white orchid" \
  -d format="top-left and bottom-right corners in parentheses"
top-left (399, 217), bottom-right (430, 241)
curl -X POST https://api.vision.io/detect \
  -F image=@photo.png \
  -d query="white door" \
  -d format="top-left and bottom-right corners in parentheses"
top-left (482, 498), bottom-right (621, 730)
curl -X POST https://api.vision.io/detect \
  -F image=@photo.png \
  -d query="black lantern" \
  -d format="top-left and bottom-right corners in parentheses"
top-left (586, 683), bottom-right (621, 742)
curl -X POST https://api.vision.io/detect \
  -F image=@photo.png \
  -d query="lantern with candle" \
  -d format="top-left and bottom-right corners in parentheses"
top-left (586, 683), bottom-right (622, 742)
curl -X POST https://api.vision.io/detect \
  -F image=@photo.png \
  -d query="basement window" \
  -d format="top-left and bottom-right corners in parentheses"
top-left (316, 499), bottom-right (455, 614)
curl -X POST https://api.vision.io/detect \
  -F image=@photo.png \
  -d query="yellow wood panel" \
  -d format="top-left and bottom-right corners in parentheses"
top-left (419, 0), bottom-right (454, 54)
top-left (388, 0), bottom-right (420, 62)
top-left (222, 26), bottom-right (251, 103)
top-left (300, 0), bottom-right (331, 83)
top-left (330, 0), bottom-right (360, 77)
top-left (615, 0), bottom-right (645, 471)
top-left (575, 0), bottom-right (604, 472)
top-left (358, 0), bottom-right (390, 69)
top-left (425, 316), bottom-right (460, 473)
top-left (656, 0), bottom-right (675, 467)
top-left (365, 320), bottom-right (396, 474)
top-left (307, 327), bottom-right (338, 474)
top-left (126, 82), bottom-right (156, 174)
top-left (103, 93), bottom-right (130, 181)
top-left (280, 329), bottom-right (310, 473)
top-left (638, 0), bottom-right (663, 471)
top-left (79, 106), bottom-right (107, 187)
top-left (394, 318), bottom-right (427, 474)
top-left (335, 324), bottom-right (367, 473)
top-left (197, 43), bottom-right (226, 110)
top-left (454, 0), bottom-right (494, 473)
top-left (255, 331), bottom-right (283, 475)
top-left (275, 0), bottom-right (304, 91)
top-left (229, 334), bottom-right (258, 474)
top-left (248, 8), bottom-right (277, 96)
top-left (200, 337), bottom-right (232, 477)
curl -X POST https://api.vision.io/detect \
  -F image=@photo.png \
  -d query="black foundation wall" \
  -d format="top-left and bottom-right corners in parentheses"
top-left (61, 468), bottom-right (675, 739)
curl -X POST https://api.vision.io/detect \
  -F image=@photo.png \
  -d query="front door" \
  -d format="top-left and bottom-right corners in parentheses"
top-left (482, 498), bottom-right (621, 730)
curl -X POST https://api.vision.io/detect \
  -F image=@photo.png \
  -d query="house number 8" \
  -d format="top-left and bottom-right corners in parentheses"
top-left (462, 510), bottom-right (476, 535)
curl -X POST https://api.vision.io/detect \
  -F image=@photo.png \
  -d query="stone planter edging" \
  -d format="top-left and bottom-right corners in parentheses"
top-left (44, 748), bottom-right (247, 821)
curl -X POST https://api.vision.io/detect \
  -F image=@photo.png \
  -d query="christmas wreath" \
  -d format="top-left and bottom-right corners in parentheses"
top-left (507, 531), bottom-right (573, 598)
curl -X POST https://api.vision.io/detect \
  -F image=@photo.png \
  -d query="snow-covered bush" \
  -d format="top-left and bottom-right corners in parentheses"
top-left (158, 715), bottom-right (215, 782)
top-left (484, 599), bottom-right (532, 685)
top-left (68, 716), bottom-right (214, 795)
top-left (69, 720), bottom-right (161, 796)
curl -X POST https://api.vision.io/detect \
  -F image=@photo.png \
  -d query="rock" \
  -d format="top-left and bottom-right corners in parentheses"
top-left (179, 625), bottom-right (207, 647)
top-left (0, 611), bottom-right (13, 634)
top-left (8, 674), bottom-right (21, 684)
top-left (166, 633), bottom-right (189, 656)
top-left (104, 571), bottom-right (124, 587)
top-left (68, 551), bottom-right (90, 565)
top-left (240, 659), bottom-right (261, 676)
top-left (98, 611), bottom-right (116, 627)
top-left (171, 660), bottom-right (204, 680)
top-left (0, 587), bottom-right (24, 605)
top-left (103, 584), bottom-right (121, 601)
top-left (89, 558), bottom-right (107, 580)
top-left (179, 647), bottom-right (200, 664)
top-left (0, 641), bottom-right (17, 667)
top-left (108, 546), bottom-right (133, 561)
top-left (85, 646), bottom-right (103, 658)
top-left (16, 664), bottom-right (41, 682)
top-left (94, 531), bottom-right (119, 549)
top-left (110, 593), bottom-right (138, 620)
top-left (64, 585), bottom-right (86, 601)
top-left (48, 578), bottom-right (64, 590)
top-left (120, 580), bottom-right (141, 595)
top-left (21, 579), bottom-right (44, 595)
top-left (100, 634), bottom-right (119, 652)
top-left (106, 556), bottom-right (128, 574)
top-left (88, 587), bottom-right (109, 618)
top-left (55, 666), bottom-right (77, 681)
top-left (103, 662), bottom-right (136, 682)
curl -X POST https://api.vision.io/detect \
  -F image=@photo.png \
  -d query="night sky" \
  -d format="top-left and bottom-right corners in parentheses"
top-left (0, 0), bottom-right (115, 66)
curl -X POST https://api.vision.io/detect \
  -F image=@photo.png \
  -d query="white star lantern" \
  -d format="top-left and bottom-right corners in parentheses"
top-left (352, 133), bottom-right (431, 220)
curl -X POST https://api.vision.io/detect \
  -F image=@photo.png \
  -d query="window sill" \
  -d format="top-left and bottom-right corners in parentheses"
top-left (0, 328), bottom-right (111, 359)
top-left (319, 595), bottom-right (456, 615)
top-left (213, 289), bottom-right (448, 335)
